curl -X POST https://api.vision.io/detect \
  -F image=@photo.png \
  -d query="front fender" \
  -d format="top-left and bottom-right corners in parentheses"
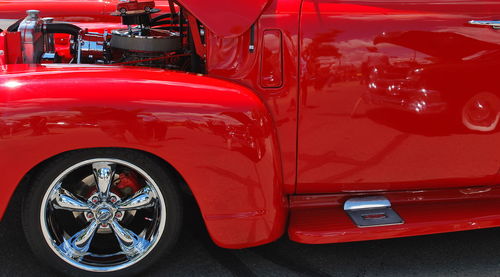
top-left (0, 64), bottom-right (286, 248)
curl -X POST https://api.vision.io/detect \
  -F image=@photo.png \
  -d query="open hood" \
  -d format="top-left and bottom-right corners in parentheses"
top-left (0, 0), bottom-right (271, 38)
top-left (177, 0), bottom-right (270, 38)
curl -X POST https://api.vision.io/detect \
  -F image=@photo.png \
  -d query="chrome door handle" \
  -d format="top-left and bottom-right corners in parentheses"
top-left (469, 20), bottom-right (500, 29)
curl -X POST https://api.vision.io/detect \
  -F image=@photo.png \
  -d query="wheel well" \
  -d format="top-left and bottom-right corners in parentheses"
top-left (7, 147), bottom-right (195, 216)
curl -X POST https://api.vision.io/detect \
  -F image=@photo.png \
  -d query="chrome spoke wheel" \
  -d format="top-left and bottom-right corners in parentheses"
top-left (110, 220), bottom-right (151, 258)
top-left (117, 186), bottom-right (156, 211)
top-left (59, 220), bottom-right (100, 259)
top-left (50, 184), bottom-right (91, 212)
top-left (40, 158), bottom-right (167, 272)
top-left (92, 162), bottom-right (116, 199)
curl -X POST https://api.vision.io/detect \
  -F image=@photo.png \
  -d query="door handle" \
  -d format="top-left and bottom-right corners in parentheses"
top-left (469, 20), bottom-right (500, 29)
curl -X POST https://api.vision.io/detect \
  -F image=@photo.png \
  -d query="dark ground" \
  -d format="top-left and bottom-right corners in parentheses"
top-left (2, 194), bottom-right (500, 277)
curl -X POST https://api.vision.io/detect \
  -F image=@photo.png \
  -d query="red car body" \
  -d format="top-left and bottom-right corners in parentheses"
top-left (1, 0), bottom-right (500, 252)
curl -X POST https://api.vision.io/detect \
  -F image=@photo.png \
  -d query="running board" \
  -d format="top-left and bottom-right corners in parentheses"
top-left (343, 196), bottom-right (404, 227)
top-left (288, 189), bottom-right (500, 245)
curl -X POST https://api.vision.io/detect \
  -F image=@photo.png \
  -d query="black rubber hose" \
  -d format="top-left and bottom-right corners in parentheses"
top-left (154, 26), bottom-right (183, 31)
top-left (44, 23), bottom-right (81, 38)
top-left (151, 20), bottom-right (172, 27)
top-left (44, 23), bottom-right (81, 54)
top-left (7, 19), bottom-right (23, 32)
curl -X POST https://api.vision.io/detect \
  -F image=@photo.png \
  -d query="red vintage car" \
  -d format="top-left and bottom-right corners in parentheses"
top-left (117, 0), bottom-right (156, 14)
top-left (1, 0), bottom-right (500, 275)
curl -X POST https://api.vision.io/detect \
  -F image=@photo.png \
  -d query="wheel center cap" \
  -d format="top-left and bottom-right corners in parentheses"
top-left (97, 208), bottom-right (113, 222)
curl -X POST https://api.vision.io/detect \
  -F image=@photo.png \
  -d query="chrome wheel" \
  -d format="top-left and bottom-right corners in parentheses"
top-left (40, 158), bottom-right (167, 272)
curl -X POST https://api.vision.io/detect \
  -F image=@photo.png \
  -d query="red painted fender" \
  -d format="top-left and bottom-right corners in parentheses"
top-left (0, 64), bottom-right (287, 248)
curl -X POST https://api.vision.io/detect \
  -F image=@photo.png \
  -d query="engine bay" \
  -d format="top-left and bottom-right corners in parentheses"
top-left (0, 0), bottom-right (205, 72)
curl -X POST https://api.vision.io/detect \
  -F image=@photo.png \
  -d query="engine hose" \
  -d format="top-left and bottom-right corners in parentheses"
top-left (7, 19), bottom-right (23, 32)
top-left (44, 23), bottom-right (81, 38)
top-left (44, 23), bottom-right (82, 52)
top-left (154, 26), bottom-right (183, 31)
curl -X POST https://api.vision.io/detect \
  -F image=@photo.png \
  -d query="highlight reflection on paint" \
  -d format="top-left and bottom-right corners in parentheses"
top-left (4, 81), bottom-right (22, 88)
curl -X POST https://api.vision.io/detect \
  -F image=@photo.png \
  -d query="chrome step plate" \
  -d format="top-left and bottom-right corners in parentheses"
top-left (344, 196), bottom-right (404, 228)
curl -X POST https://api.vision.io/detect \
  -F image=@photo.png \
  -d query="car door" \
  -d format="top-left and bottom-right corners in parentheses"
top-left (297, 0), bottom-right (500, 193)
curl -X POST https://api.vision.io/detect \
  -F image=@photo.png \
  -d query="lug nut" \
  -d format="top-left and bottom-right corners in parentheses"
top-left (91, 197), bottom-right (99, 203)
top-left (110, 196), bottom-right (117, 203)
top-left (115, 212), bottom-right (122, 218)
top-left (101, 224), bottom-right (108, 228)
top-left (86, 213), bottom-right (94, 219)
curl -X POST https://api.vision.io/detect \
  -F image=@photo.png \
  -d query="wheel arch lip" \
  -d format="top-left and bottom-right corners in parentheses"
top-left (0, 65), bottom-right (287, 248)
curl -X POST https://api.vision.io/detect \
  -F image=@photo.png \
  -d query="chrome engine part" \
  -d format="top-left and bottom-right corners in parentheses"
top-left (79, 32), bottom-right (109, 63)
top-left (117, 49), bottom-right (184, 69)
top-left (110, 28), bottom-right (181, 52)
top-left (109, 28), bottom-right (183, 68)
top-left (42, 17), bottom-right (55, 52)
top-left (17, 10), bottom-right (78, 64)
top-left (18, 10), bottom-right (44, 63)
top-left (11, 7), bottom-right (192, 70)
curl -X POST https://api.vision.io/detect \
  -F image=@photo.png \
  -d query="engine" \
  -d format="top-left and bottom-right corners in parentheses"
top-left (2, 2), bottom-right (200, 71)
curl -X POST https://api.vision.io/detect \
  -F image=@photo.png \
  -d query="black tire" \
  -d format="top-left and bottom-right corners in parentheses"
top-left (22, 148), bottom-right (183, 276)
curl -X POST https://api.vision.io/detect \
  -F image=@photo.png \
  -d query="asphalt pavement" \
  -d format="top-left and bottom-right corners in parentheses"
top-left (2, 194), bottom-right (500, 277)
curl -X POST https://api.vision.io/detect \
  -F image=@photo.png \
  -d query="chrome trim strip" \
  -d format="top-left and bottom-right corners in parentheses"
top-left (469, 20), bottom-right (500, 29)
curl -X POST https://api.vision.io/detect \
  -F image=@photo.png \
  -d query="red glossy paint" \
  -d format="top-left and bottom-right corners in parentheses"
top-left (260, 29), bottom-right (283, 88)
top-left (290, 197), bottom-right (500, 244)
top-left (289, 186), bottom-right (500, 244)
top-left (176, 0), bottom-right (270, 38)
top-left (0, 1), bottom-right (168, 23)
top-left (0, 64), bottom-right (286, 248)
top-left (206, 0), bottom-right (302, 193)
top-left (0, 0), bottom-right (270, 38)
top-left (0, 32), bottom-right (21, 65)
top-left (0, 35), bottom-right (4, 66)
top-left (297, 0), bottom-right (500, 194)
top-left (3, 0), bottom-right (500, 251)
top-left (0, 0), bottom-right (119, 22)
